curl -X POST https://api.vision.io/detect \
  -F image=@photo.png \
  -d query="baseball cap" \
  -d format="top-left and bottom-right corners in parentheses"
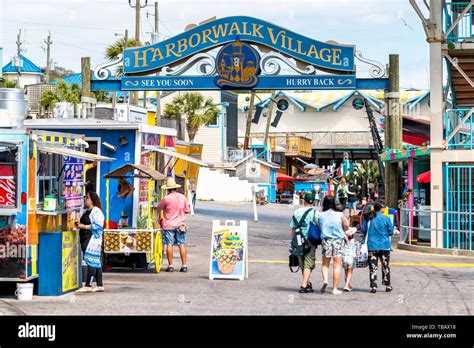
top-left (304, 193), bottom-right (315, 204)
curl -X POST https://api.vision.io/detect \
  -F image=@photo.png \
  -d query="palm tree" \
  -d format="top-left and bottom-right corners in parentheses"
top-left (40, 90), bottom-right (59, 116)
top-left (163, 92), bottom-right (220, 142)
top-left (352, 160), bottom-right (380, 199)
top-left (105, 38), bottom-right (142, 76)
top-left (94, 90), bottom-right (112, 103)
top-left (105, 37), bottom-right (142, 104)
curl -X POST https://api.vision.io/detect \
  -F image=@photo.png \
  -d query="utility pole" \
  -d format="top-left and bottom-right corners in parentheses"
top-left (154, 1), bottom-right (161, 126)
top-left (384, 54), bottom-right (401, 210)
top-left (263, 91), bottom-right (277, 161)
top-left (129, 0), bottom-right (148, 106)
top-left (124, 29), bottom-right (129, 105)
top-left (16, 30), bottom-right (22, 85)
top-left (243, 92), bottom-right (256, 150)
top-left (44, 31), bottom-right (52, 83)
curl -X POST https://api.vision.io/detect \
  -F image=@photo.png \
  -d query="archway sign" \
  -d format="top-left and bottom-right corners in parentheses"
top-left (93, 16), bottom-right (389, 91)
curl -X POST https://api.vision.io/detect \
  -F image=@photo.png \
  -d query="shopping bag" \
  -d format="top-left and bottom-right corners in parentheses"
top-left (355, 221), bottom-right (370, 268)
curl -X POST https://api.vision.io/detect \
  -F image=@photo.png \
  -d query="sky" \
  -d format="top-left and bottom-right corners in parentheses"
top-left (1, 0), bottom-right (430, 89)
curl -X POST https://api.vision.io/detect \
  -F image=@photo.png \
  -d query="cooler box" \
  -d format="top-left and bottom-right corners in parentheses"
top-left (38, 231), bottom-right (81, 296)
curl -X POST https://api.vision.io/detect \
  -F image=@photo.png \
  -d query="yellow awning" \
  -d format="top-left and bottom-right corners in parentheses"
top-left (143, 145), bottom-right (208, 167)
top-left (38, 145), bottom-right (115, 162)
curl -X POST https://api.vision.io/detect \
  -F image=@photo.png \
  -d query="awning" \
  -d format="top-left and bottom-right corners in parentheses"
top-left (103, 164), bottom-right (166, 181)
top-left (38, 145), bottom-right (115, 162)
top-left (143, 145), bottom-right (208, 167)
top-left (416, 170), bottom-right (430, 184)
top-left (277, 173), bottom-right (296, 182)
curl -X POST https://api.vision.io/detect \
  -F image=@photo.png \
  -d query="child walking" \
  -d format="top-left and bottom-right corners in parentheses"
top-left (342, 227), bottom-right (357, 292)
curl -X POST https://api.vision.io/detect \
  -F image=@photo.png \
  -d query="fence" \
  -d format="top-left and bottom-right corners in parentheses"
top-left (445, 108), bottom-right (474, 149)
top-left (399, 208), bottom-right (473, 251)
top-left (444, 2), bottom-right (473, 42)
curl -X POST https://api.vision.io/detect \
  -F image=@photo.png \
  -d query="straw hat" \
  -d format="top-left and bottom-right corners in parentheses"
top-left (162, 177), bottom-right (181, 190)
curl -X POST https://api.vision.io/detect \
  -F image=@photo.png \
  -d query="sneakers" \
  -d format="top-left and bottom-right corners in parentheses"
top-left (343, 287), bottom-right (353, 292)
top-left (92, 286), bottom-right (105, 293)
top-left (386, 286), bottom-right (393, 292)
top-left (75, 286), bottom-right (92, 294)
top-left (332, 289), bottom-right (342, 295)
top-left (370, 287), bottom-right (377, 293)
top-left (165, 266), bottom-right (174, 272)
top-left (180, 266), bottom-right (188, 273)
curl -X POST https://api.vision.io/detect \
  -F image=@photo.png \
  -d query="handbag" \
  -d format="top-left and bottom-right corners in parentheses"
top-left (355, 221), bottom-right (370, 268)
top-left (289, 254), bottom-right (300, 273)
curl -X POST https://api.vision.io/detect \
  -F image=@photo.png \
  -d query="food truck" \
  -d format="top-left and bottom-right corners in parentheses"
top-left (23, 118), bottom-right (208, 269)
top-left (0, 129), bottom-right (113, 295)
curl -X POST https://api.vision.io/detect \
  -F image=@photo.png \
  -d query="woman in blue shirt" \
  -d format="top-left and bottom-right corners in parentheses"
top-left (318, 196), bottom-right (349, 295)
top-left (361, 201), bottom-right (394, 293)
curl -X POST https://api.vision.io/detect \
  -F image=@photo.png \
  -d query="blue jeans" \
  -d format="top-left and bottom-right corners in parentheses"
top-left (162, 229), bottom-right (186, 245)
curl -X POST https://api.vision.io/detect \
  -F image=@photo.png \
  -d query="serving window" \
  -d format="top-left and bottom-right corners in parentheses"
top-left (36, 152), bottom-right (63, 208)
top-left (0, 142), bottom-right (21, 213)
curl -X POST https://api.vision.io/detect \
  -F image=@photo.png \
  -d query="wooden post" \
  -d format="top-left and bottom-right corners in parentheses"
top-left (384, 54), bottom-right (401, 209)
top-left (263, 91), bottom-right (277, 160)
top-left (243, 91), bottom-right (256, 150)
top-left (81, 57), bottom-right (91, 98)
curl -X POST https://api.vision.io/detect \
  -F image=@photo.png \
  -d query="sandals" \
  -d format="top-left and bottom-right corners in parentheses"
top-left (165, 266), bottom-right (174, 272)
top-left (299, 286), bottom-right (314, 293)
top-left (320, 283), bottom-right (328, 293)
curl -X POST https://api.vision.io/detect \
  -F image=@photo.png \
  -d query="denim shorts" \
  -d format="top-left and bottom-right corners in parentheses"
top-left (162, 229), bottom-right (186, 245)
top-left (347, 201), bottom-right (358, 209)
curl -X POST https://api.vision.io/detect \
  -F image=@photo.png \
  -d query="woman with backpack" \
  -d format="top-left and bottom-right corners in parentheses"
top-left (318, 196), bottom-right (349, 295)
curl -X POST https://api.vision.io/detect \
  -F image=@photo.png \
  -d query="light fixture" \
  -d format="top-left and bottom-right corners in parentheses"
top-left (102, 142), bottom-right (117, 152)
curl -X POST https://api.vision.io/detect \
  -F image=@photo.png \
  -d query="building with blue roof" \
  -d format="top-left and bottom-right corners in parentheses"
top-left (2, 54), bottom-right (44, 87)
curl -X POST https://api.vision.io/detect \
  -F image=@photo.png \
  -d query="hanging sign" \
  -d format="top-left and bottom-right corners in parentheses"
top-left (246, 162), bottom-right (261, 178)
top-left (62, 149), bottom-right (84, 211)
top-left (209, 220), bottom-right (248, 280)
top-left (123, 16), bottom-right (355, 74)
top-left (122, 75), bottom-right (356, 91)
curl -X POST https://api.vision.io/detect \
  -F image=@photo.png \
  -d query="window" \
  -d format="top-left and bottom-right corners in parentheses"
top-left (36, 152), bottom-right (62, 208)
top-left (207, 114), bottom-right (219, 128)
top-left (0, 143), bottom-right (20, 213)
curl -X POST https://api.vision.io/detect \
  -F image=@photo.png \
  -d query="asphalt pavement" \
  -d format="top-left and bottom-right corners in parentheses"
top-left (0, 201), bottom-right (473, 315)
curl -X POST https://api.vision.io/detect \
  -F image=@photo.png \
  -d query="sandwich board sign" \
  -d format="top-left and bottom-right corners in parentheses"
top-left (209, 220), bottom-right (248, 280)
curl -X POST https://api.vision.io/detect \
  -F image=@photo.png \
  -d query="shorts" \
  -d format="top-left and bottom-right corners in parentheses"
top-left (162, 229), bottom-right (186, 245)
top-left (343, 256), bottom-right (356, 269)
top-left (298, 244), bottom-right (316, 271)
top-left (322, 238), bottom-right (345, 258)
top-left (347, 201), bottom-right (358, 209)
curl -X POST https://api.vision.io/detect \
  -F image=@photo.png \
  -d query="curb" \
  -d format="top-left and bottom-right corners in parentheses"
top-left (397, 242), bottom-right (474, 258)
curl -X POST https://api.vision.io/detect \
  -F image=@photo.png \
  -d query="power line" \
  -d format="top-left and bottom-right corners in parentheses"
top-left (54, 40), bottom-right (104, 54)
top-left (3, 19), bottom-right (121, 32)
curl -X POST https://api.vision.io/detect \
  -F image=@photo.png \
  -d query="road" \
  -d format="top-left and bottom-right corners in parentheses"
top-left (1, 201), bottom-right (473, 315)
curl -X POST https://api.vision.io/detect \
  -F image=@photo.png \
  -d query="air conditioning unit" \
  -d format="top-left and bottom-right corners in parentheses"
top-left (115, 104), bottom-right (148, 124)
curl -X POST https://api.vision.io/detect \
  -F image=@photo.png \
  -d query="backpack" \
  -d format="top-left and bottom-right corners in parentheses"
top-left (289, 208), bottom-right (313, 273)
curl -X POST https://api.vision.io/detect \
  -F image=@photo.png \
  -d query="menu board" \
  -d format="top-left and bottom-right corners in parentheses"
top-left (139, 152), bottom-right (156, 202)
top-left (62, 151), bottom-right (84, 210)
top-left (209, 220), bottom-right (248, 280)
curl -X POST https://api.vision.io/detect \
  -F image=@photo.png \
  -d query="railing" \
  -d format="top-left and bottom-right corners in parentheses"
top-left (240, 131), bottom-right (372, 151)
top-left (445, 108), bottom-right (474, 149)
top-left (444, 2), bottom-right (473, 42)
top-left (399, 208), bottom-right (473, 251)
top-left (223, 149), bottom-right (252, 163)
